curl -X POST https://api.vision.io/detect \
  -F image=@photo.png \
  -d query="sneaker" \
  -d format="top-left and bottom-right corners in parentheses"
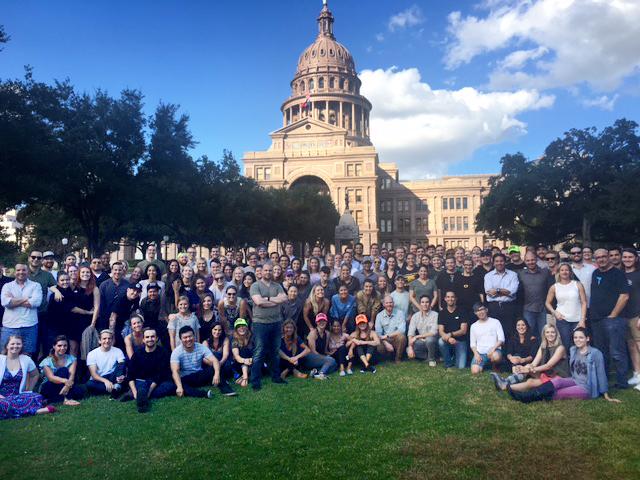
top-left (369, 366), bottom-right (377, 374)
top-left (309, 368), bottom-right (318, 377)
top-left (219, 384), bottom-right (238, 397)
top-left (313, 373), bottom-right (328, 380)
top-left (428, 361), bottom-right (437, 367)
top-left (339, 370), bottom-right (346, 377)
top-left (635, 384), bottom-right (640, 392)
top-left (628, 373), bottom-right (640, 386)
top-left (490, 372), bottom-right (505, 391)
top-left (346, 368), bottom-right (353, 375)
top-left (359, 368), bottom-right (367, 374)
top-left (206, 390), bottom-right (215, 399)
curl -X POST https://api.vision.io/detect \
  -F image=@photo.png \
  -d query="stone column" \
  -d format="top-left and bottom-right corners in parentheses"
top-left (339, 101), bottom-right (343, 128)
top-left (351, 103), bottom-right (355, 135)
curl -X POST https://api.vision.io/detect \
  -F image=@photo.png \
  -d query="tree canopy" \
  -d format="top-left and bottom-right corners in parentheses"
top-left (1, 71), bottom-right (339, 256)
top-left (476, 119), bottom-right (640, 246)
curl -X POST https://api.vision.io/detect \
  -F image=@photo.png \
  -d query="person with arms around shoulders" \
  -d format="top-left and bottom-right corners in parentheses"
top-left (438, 291), bottom-right (469, 369)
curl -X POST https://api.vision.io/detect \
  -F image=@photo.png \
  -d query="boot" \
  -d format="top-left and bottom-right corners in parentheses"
top-left (508, 382), bottom-right (556, 403)
top-left (505, 373), bottom-right (526, 385)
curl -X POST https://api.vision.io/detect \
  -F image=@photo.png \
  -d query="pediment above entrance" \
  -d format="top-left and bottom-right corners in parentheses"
top-left (268, 117), bottom-right (349, 154)
top-left (271, 117), bottom-right (347, 136)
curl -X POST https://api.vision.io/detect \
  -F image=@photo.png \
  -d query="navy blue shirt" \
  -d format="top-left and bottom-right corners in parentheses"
top-left (98, 278), bottom-right (130, 328)
top-left (590, 267), bottom-right (629, 320)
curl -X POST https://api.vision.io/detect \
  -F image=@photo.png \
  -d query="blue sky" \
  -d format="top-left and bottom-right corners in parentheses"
top-left (2, 0), bottom-right (639, 178)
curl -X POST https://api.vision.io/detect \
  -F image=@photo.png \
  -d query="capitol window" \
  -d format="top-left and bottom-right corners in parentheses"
top-left (309, 79), bottom-right (315, 90)
top-left (255, 167), bottom-right (271, 181)
top-left (319, 77), bottom-right (324, 89)
top-left (329, 77), bottom-right (335, 88)
top-left (339, 78), bottom-right (345, 89)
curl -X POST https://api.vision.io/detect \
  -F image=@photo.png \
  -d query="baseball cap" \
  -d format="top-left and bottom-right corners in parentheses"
top-left (355, 314), bottom-right (368, 325)
top-left (362, 257), bottom-right (372, 264)
top-left (508, 245), bottom-right (521, 254)
top-left (285, 269), bottom-right (295, 277)
top-left (234, 318), bottom-right (249, 329)
top-left (42, 251), bottom-right (55, 258)
top-left (128, 282), bottom-right (143, 291)
top-left (315, 313), bottom-right (328, 324)
top-left (146, 283), bottom-right (160, 291)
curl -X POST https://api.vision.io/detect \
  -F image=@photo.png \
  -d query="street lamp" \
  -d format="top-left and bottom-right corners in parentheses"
top-left (61, 238), bottom-right (69, 265)
top-left (163, 235), bottom-right (169, 261)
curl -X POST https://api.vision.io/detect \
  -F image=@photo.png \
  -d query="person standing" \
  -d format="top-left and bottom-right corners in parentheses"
top-left (249, 263), bottom-right (288, 390)
top-left (436, 257), bottom-right (461, 310)
top-left (621, 248), bottom-right (640, 388)
top-left (518, 252), bottom-right (553, 337)
top-left (0, 264), bottom-right (43, 357)
top-left (484, 253), bottom-right (519, 339)
top-left (589, 249), bottom-right (630, 389)
top-left (98, 262), bottom-right (129, 330)
top-left (453, 257), bottom-right (484, 314)
top-left (27, 251), bottom-right (56, 356)
top-left (545, 263), bottom-right (587, 351)
top-left (569, 245), bottom-right (596, 305)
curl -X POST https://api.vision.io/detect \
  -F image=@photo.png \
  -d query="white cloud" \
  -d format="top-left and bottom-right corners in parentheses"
top-left (388, 5), bottom-right (424, 32)
top-left (375, 33), bottom-right (385, 42)
top-left (445, 0), bottom-right (640, 92)
top-left (582, 94), bottom-right (619, 111)
top-left (360, 67), bottom-right (554, 178)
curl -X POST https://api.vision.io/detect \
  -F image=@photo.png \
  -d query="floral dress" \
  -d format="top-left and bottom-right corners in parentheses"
top-left (0, 369), bottom-right (44, 420)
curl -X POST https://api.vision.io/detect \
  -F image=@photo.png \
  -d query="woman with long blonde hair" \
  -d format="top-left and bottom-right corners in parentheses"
top-left (302, 284), bottom-right (330, 335)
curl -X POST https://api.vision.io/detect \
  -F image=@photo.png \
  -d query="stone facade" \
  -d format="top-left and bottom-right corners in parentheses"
top-left (244, 2), bottom-right (500, 251)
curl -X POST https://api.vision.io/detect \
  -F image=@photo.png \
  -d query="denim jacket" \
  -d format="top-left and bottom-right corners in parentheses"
top-left (569, 346), bottom-right (608, 399)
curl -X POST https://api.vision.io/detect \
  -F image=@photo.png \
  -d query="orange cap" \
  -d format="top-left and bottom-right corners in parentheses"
top-left (355, 314), bottom-right (368, 325)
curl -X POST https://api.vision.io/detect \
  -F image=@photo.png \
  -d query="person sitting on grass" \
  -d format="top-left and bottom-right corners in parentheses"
top-left (507, 327), bottom-right (620, 403)
top-left (469, 303), bottom-right (504, 375)
top-left (305, 313), bottom-right (338, 380)
top-left (86, 329), bottom-right (126, 398)
top-left (348, 315), bottom-right (381, 373)
top-left (406, 295), bottom-right (439, 367)
top-left (203, 322), bottom-right (233, 386)
top-left (375, 295), bottom-right (407, 363)
top-left (327, 319), bottom-right (352, 376)
top-left (231, 318), bottom-right (253, 388)
top-left (170, 326), bottom-right (236, 398)
top-left (39, 335), bottom-right (85, 406)
top-left (279, 319), bottom-right (311, 379)
top-left (0, 335), bottom-right (55, 419)
top-left (490, 324), bottom-right (567, 392)
top-left (125, 327), bottom-right (175, 412)
top-left (504, 319), bottom-right (538, 372)
top-left (124, 313), bottom-right (145, 359)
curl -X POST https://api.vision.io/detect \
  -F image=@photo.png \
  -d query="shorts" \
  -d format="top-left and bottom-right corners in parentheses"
top-left (471, 348), bottom-right (502, 368)
top-left (628, 316), bottom-right (640, 342)
top-left (1, 325), bottom-right (38, 354)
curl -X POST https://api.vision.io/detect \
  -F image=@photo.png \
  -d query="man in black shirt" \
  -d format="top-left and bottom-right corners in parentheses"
top-left (437, 291), bottom-right (469, 369)
top-left (127, 327), bottom-right (174, 412)
top-left (621, 248), bottom-right (640, 388)
top-left (473, 250), bottom-right (493, 282)
top-left (109, 282), bottom-right (141, 348)
top-left (436, 257), bottom-right (461, 309)
top-left (139, 284), bottom-right (169, 347)
top-left (590, 248), bottom-right (630, 388)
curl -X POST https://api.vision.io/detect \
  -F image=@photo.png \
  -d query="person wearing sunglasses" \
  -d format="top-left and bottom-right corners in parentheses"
top-left (544, 251), bottom-right (560, 276)
top-left (569, 245), bottom-right (596, 305)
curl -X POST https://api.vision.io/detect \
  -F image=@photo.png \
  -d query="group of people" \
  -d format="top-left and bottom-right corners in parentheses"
top-left (1, 240), bottom-right (638, 418)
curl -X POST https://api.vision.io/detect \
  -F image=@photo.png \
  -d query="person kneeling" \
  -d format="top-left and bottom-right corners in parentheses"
top-left (469, 303), bottom-right (504, 375)
top-left (375, 296), bottom-right (407, 363)
top-left (39, 335), bottom-right (85, 406)
top-left (170, 326), bottom-right (236, 398)
top-left (86, 329), bottom-right (126, 398)
top-left (125, 327), bottom-right (176, 412)
top-left (406, 295), bottom-right (438, 367)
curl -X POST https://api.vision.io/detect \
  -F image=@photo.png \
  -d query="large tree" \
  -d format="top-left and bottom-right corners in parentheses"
top-left (477, 119), bottom-right (640, 245)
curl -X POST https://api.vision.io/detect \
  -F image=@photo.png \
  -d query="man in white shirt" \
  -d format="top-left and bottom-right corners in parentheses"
top-left (0, 264), bottom-right (43, 356)
top-left (484, 253), bottom-right (519, 338)
top-left (86, 329), bottom-right (126, 397)
top-left (570, 245), bottom-right (596, 305)
top-left (470, 303), bottom-right (505, 375)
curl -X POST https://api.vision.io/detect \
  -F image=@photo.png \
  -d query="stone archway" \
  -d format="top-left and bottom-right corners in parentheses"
top-left (289, 175), bottom-right (331, 196)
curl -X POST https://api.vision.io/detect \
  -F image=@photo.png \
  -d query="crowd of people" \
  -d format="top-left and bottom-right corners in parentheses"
top-left (1, 240), bottom-right (638, 418)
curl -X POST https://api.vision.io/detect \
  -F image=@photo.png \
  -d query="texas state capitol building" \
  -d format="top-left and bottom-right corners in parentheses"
top-left (244, 2), bottom-right (496, 252)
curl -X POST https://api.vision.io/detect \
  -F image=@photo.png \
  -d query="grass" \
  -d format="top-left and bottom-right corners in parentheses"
top-left (1, 363), bottom-right (639, 480)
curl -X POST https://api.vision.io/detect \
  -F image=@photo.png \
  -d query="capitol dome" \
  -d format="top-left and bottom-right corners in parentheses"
top-left (296, 32), bottom-right (356, 77)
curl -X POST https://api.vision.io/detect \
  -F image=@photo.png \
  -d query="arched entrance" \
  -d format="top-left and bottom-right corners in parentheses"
top-left (289, 175), bottom-right (331, 196)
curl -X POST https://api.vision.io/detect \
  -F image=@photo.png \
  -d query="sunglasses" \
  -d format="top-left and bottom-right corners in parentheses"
top-left (215, 277), bottom-right (224, 280)
top-left (30, 256), bottom-right (42, 260)
top-left (570, 251), bottom-right (582, 255)
top-left (227, 293), bottom-right (236, 296)
top-left (545, 257), bottom-right (556, 261)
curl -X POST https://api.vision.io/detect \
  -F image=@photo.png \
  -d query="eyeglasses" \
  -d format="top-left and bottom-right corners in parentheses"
top-left (570, 251), bottom-right (582, 255)
top-left (215, 276), bottom-right (224, 280)
top-left (30, 256), bottom-right (42, 260)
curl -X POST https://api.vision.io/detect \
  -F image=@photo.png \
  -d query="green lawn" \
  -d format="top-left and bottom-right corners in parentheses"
top-left (1, 363), bottom-right (639, 479)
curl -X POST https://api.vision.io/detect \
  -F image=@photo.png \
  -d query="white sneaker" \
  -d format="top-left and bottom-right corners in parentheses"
top-left (635, 383), bottom-right (640, 392)
top-left (628, 373), bottom-right (640, 386)
top-left (428, 361), bottom-right (437, 367)
top-left (346, 368), bottom-right (353, 375)
top-left (339, 370), bottom-right (346, 377)
top-left (313, 373), bottom-right (327, 380)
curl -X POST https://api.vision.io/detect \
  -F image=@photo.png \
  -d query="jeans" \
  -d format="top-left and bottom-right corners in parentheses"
top-left (331, 345), bottom-right (348, 367)
top-left (556, 319), bottom-right (578, 353)
top-left (86, 369), bottom-right (126, 395)
top-left (303, 352), bottom-right (337, 375)
top-left (39, 367), bottom-right (86, 403)
top-left (438, 338), bottom-right (468, 369)
top-left (1, 325), bottom-right (38, 356)
top-left (250, 321), bottom-right (282, 386)
top-left (412, 337), bottom-right (438, 361)
top-left (180, 366), bottom-right (214, 397)
top-left (134, 379), bottom-right (176, 399)
top-left (522, 309), bottom-right (547, 338)
top-left (591, 317), bottom-right (629, 385)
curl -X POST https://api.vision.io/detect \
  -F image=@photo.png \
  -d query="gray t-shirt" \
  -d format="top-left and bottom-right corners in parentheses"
top-left (571, 350), bottom-right (589, 388)
top-left (250, 281), bottom-right (285, 324)
top-left (170, 343), bottom-right (212, 377)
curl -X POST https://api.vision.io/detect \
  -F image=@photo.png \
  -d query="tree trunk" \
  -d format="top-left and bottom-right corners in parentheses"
top-left (582, 216), bottom-right (592, 245)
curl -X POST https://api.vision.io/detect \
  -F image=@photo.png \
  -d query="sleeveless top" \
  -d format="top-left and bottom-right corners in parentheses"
top-left (315, 330), bottom-right (329, 355)
top-left (542, 345), bottom-right (569, 378)
top-left (555, 280), bottom-right (581, 323)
